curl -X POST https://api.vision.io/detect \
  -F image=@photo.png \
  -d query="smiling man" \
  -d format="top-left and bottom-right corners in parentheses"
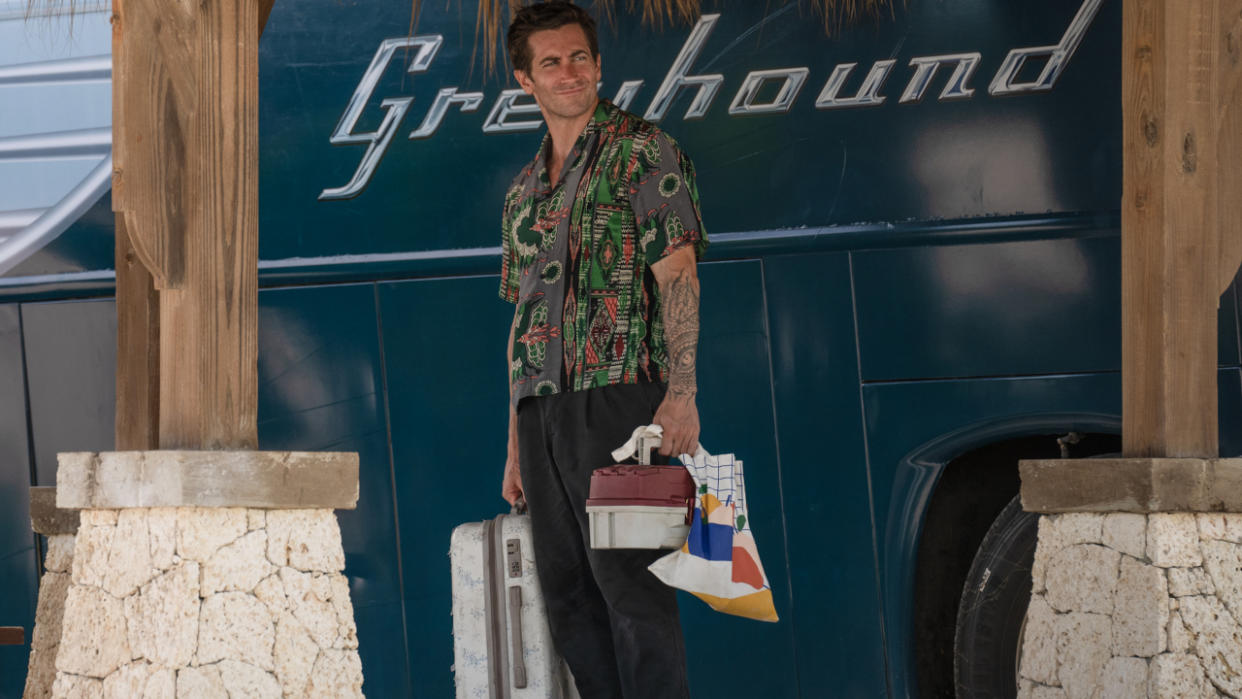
top-left (498, 2), bottom-right (708, 697)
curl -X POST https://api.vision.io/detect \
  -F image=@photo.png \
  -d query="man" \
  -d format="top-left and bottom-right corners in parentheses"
top-left (498, 3), bottom-right (707, 697)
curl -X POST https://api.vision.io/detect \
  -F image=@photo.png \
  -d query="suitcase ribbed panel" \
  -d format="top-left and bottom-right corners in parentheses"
top-left (451, 513), bottom-right (579, 698)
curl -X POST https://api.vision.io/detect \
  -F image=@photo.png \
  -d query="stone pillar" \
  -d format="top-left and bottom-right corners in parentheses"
top-left (40, 451), bottom-right (364, 699)
top-left (1018, 458), bottom-right (1242, 698)
top-left (24, 487), bottom-right (80, 699)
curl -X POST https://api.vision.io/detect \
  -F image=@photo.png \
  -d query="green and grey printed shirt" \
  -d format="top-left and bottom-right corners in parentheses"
top-left (500, 99), bottom-right (708, 404)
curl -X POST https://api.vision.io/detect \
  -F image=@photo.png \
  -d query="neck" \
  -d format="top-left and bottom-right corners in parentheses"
top-left (545, 100), bottom-right (598, 175)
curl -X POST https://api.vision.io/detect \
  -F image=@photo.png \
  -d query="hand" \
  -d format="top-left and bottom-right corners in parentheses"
top-left (502, 453), bottom-right (524, 506)
top-left (502, 408), bottom-right (524, 506)
top-left (653, 394), bottom-right (699, 458)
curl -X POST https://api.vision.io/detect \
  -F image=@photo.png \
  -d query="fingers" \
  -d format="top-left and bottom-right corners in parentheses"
top-left (653, 395), bottom-right (699, 457)
top-left (502, 458), bottom-right (523, 505)
top-left (502, 480), bottom-right (523, 506)
top-left (678, 428), bottom-right (700, 458)
top-left (658, 432), bottom-right (683, 457)
top-left (671, 435), bottom-right (691, 459)
top-left (658, 427), bottom-right (696, 458)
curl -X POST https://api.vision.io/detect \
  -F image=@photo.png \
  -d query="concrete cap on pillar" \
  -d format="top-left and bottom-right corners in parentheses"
top-left (56, 451), bottom-right (361, 510)
top-left (1020, 457), bottom-right (1242, 513)
top-left (29, 486), bottom-right (80, 535)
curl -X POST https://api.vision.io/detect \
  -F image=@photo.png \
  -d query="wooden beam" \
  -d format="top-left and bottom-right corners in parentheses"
top-left (259, 0), bottom-right (277, 37)
top-left (114, 213), bottom-right (160, 450)
top-left (112, 0), bottom-right (161, 451)
top-left (1122, 0), bottom-right (1222, 457)
top-left (112, 0), bottom-right (193, 290)
top-left (0, 627), bottom-right (23, 646)
top-left (28, 487), bottom-right (80, 536)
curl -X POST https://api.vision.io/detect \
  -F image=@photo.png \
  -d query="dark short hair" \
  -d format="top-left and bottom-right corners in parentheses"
top-left (507, 2), bottom-right (599, 75)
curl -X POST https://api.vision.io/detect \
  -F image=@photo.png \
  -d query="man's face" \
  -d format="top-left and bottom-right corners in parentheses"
top-left (514, 23), bottom-right (601, 123)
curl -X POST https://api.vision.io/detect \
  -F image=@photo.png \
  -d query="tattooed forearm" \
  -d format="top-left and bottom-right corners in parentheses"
top-left (663, 266), bottom-right (700, 401)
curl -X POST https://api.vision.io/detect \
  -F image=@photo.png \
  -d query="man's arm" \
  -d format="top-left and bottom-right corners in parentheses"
top-left (502, 310), bottom-right (523, 505)
top-left (650, 245), bottom-right (700, 457)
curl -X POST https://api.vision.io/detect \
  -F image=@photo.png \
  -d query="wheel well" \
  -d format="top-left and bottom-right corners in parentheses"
top-left (912, 431), bottom-right (1120, 699)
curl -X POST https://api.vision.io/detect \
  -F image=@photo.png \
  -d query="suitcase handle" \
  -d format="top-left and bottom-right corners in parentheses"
top-left (508, 585), bottom-right (527, 688)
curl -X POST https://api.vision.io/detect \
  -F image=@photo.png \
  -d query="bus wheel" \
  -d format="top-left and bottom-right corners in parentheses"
top-left (953, 495), bottom-right (1038, 698)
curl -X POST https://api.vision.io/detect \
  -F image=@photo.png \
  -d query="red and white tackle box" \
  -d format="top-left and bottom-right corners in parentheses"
top-left (587, 433), bottom-right (695, 549)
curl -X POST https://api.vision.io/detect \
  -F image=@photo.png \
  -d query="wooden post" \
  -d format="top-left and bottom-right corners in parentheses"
top-left (113, 0), bottom-right (262, 450)
top-left (157, 0), bottom-right (260, 449)
top-left (1217, 0), bottom-right (1242, 296)
top-left (1121, 0), bottom-right (1234, 458)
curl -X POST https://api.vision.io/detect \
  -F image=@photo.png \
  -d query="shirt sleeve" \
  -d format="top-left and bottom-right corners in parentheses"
top-left (498, 184), bottom-right (521, 303)
top-left (628, 131), bottom-right (709, 265)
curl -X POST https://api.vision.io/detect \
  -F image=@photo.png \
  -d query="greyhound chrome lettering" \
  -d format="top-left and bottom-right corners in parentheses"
top-left (321, 0), bottom-right (1103, 200)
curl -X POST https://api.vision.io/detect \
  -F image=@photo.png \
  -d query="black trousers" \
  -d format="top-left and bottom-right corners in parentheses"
top-left (517, 382), bottom-right (690, 699)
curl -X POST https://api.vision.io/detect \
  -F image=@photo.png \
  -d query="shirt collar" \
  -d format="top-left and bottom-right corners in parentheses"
top-left (534, 99), bottom-right (614, 188)
top-left (585, 99), bottom-right (613, 134)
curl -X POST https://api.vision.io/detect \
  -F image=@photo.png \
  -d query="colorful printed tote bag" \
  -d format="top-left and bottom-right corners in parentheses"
top-left (611, 426), bottom-right (779, 622)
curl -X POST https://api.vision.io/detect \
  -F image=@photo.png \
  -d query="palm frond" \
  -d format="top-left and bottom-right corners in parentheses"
top-left (23, 0), bottom-right (80, 17)
top-left (22, 0), bottom-right (88, 32)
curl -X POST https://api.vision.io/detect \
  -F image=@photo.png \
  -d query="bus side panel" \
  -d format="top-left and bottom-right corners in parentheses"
top-left (1220, 368), bottom-right (1242, 457)
top-left (853, 235), bottom-right (1242, 383)
top-left (378, 275), bottom-right (515, 698)
top-left (0, 305), bottom-right (37, 698)
top-left (1221, 271), bottom-right (1241, 367)
top-left (688, 260), bottom-right (797, 697)
top-left (763, 252), bottom-right (889, 698)
top-left (852, 236), bottom-right (1124, 382)
top-left (21, 300), bottom-right (116, 485)
top-left (255, 284), bottom-right (411, 699)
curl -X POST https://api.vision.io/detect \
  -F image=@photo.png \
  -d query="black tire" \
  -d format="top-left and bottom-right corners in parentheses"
top-left (953, 495), bottom-right (1039, 698)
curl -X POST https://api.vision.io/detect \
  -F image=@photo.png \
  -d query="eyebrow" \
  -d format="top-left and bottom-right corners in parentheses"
top-left (539, 50), bottom-right (590, 65)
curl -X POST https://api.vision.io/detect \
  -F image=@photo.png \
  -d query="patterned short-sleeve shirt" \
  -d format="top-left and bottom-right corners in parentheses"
top-left (501, 99), bottom-right (708, 404)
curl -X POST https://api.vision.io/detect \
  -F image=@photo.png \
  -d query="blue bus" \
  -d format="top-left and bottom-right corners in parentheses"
top-left (2, 0), bottom-right (1238, 696)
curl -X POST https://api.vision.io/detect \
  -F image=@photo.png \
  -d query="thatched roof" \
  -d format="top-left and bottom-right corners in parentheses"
top-left (419, 0), bottom-right (902, 74)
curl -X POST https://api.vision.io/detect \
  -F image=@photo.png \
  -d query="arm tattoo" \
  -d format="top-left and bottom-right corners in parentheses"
top-left (663, 267), bottom-right (700, 401)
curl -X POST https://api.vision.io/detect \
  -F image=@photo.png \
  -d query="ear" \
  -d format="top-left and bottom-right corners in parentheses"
top-left (594, 54), bottom-right (602, 82)
top-left (514, 69), bottom-right (534, 95)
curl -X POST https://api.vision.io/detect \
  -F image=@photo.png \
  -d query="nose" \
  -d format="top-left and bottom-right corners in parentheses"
top-left (554, 62), bottom-right (583, 81)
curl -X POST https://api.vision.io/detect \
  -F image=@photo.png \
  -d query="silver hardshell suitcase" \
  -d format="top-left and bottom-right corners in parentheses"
top-left (450, 511), bottom-right (579, 698)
